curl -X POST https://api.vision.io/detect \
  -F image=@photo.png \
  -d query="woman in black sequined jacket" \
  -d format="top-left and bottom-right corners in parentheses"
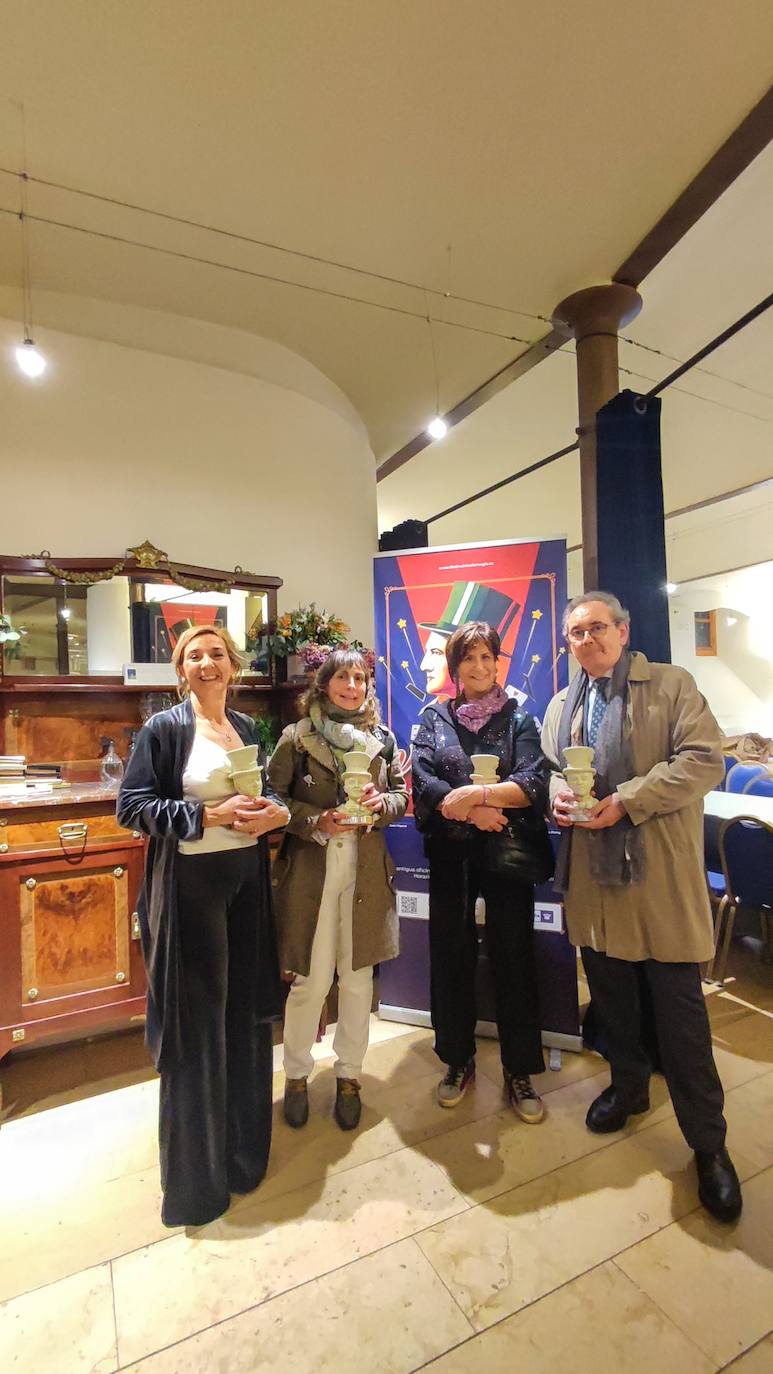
top-left (411, 620), bottom-right (552, 1120)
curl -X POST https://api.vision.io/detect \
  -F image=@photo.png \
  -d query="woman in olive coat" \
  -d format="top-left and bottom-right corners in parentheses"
top-left (268, 649), bottom-right (407, 1130)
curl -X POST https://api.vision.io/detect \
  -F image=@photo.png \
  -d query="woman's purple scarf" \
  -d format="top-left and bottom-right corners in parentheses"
top-left (454, 684), bottom-right (509, 734)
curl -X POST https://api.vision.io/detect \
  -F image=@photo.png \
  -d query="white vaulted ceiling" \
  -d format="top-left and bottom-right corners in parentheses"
top-left (0, 0), bottom-right (771, 469)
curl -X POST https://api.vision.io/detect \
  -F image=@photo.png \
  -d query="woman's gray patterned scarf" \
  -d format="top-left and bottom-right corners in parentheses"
top-left (309, 701), bottom-right (369, 763)
top-left (554, 649), bottom-right (646, 890)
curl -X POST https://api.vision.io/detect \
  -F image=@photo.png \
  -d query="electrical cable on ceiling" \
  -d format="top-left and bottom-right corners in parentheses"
top-left (619, 333), bottom-right (773, 403)
top-left (1, 168), bottom-right (765, 406)
top-left (552, 344), bottom-right (771, 424)
top-left (643, 291), bottom-right (773, 398)
top-left (0, 202), bottom-right (535, 345)
top-left (0, 165), bottom-right (549, 327)
top-left (422, 291), bottom-right (773, 526)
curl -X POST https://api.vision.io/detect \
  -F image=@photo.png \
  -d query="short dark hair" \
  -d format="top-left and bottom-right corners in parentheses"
top-left (445, 621), bottom-right (500, 681)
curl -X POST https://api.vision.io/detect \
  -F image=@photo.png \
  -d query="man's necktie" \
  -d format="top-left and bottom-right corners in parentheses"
top-left (587, 678), bottom-right (609, 749)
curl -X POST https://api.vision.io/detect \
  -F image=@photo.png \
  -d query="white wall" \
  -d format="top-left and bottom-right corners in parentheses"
top-left (0, 302), bottom-right (377, 643)
top-left (669, 563), bottom-right (773, 736)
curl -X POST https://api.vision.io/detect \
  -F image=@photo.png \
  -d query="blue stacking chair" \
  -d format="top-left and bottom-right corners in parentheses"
top-left (708, 816), bottom-right (773, 982)
top-left (725, 762), bottom-right (767, 794)
top-left (744, 774), bottom-right (773, 799)
top-left (719, 755), bottom-right (735, 790)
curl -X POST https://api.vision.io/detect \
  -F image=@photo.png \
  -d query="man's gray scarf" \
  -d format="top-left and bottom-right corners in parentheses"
top-left (554, 649), bottom-right (645, 891)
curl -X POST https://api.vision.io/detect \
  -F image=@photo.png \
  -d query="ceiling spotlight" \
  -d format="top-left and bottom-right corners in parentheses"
top-left (666, 582), bottom-right (678, 595)
top-left (16, 338), bottom-right (46, 378)
top-left (427, 416), bottom-right (448, 440)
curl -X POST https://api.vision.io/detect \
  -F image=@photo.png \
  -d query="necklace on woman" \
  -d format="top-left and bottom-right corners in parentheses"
top-left (194, 708), bottom-right (235, 741)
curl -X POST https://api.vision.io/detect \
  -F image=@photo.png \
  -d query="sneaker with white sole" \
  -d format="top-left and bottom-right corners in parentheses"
top-left (437, 1058), bottom-right (475, 1108)
top-left (505, 1071), bottom-right (544, 1123)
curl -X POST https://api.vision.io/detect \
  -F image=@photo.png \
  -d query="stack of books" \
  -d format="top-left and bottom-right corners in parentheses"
top-left (0, 755), bottom-right (26, 782)
top-left (0, 756), bottom-right (63, 793)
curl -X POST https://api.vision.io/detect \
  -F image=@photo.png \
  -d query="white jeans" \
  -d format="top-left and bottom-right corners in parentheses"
top-left (282, 832), bottom-right (373, 1081)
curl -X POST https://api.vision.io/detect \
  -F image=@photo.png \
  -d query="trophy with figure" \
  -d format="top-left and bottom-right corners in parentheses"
top-left (562, 745), bottom-right (595, 822)
top-left (225, 743), bottom-right (264, 798)
top-left (337, 749), bottom-right (376, 827)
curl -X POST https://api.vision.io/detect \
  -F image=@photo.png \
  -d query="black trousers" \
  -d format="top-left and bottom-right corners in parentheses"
top-left (581, 947), bottom-right (726, 1153)
top-left (428, 841), bottom-right (544, 1077)
top-left (160, 848), bottom-right (275, 1227)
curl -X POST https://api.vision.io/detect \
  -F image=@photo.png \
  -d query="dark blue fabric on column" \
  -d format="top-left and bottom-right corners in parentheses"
top-left (595, 389), bottom-right (671, 664)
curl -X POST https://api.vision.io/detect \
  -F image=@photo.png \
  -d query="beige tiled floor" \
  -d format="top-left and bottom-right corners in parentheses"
top-left (1, 953), bottom-right (772, 1373)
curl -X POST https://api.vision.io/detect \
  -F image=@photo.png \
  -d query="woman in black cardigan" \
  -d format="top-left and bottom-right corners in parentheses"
top-left (117, 624), bottom-right (288, 1226)
top-left (411, 620), bottom-right (551, 1121)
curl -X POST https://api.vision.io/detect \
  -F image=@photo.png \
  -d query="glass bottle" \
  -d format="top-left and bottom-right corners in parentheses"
top-left (100, 740), bottom-right (125, 786)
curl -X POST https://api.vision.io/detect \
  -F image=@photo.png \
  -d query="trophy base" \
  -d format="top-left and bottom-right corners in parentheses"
top-left (337, 804), bottom-right (374, 828)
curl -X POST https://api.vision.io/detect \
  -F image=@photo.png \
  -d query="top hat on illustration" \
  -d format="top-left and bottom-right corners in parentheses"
top-left (419, 582), bottom-right (521, 640)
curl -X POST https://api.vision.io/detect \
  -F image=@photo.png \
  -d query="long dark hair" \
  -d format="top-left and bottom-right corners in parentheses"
top-left (300, 648), bottom-right (381, 728)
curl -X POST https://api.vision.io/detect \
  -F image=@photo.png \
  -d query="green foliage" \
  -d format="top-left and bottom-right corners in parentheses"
top-left (251, 713), bottom-right (278, 757)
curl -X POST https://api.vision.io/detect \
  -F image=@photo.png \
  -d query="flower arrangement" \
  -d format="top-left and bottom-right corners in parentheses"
top-left (302, 639), bottom-right (377, 674)
top-left (267, 604), bottom-right (350, 658)
top-left (301, 642), bottom-right (333, 672)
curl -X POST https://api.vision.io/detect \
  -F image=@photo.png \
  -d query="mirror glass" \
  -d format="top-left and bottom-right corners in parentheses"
top-left (2, 575), bottom-right (271, 678)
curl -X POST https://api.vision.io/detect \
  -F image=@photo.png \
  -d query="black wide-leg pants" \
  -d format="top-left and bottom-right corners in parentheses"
top-left (160, 848), bottom-right (275, 1227)
top-left (428, 840), bottom-right (544, 1077)
top-left (581, 946), bottom-right (726, 1153)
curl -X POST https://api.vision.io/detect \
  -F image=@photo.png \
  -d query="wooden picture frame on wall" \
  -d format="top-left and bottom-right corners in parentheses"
top-left (694, 610), bottom-right (717, 656)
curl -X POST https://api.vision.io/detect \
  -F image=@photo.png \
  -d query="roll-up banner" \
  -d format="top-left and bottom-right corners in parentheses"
top-left (373, 537), bottom-right (581, 1050)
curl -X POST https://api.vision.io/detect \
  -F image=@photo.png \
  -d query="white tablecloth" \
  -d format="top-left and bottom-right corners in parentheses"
top-left (703, 791), bottom-right (773, 824)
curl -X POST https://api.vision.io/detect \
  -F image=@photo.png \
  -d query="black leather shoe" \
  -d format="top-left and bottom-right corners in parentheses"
top-left (335, 1078), bottom-right (362, 1130)
top-left (586, 1084), bottom-right (650, 1134)
top-left (283, 1077), bottom-right (309, 1128)
top-left (695, 1147), bottom-right (743, 1223)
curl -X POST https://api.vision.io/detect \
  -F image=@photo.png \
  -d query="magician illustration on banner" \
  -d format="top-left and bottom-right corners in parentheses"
top-left (373, 536), bottom-right (580, 1043)
top-left (373, 538), bottom-right (569, 770)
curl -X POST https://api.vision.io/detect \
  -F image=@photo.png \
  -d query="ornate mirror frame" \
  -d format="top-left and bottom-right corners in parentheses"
top-left (0, 540), bottom-right (282, 688)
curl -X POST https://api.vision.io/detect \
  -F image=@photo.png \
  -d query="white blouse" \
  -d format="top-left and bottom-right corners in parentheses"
top-left (179, 732), bottom-right (257, 855)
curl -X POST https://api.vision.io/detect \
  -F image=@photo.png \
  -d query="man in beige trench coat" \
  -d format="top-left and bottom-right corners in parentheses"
top-left (541, 591), bottom-right (742, 1223)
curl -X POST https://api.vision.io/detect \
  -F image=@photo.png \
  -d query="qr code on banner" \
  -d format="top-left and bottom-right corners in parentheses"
top-left (396, 891), bottom-right (429, 919)
top-left (533, 902), bottom-right (563, 933)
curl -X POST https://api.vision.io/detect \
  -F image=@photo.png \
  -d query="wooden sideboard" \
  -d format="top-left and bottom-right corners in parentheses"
top-left (0, 543), bottom-right (309, 1066)
top-left (0, 681), bottom-right (305, 1066)
top-left (0, 786), bottom-right (146, 1062)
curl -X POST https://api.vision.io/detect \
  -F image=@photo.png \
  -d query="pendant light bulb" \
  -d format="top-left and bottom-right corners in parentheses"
top-left (16, 338), bottom-right (46, 378)
top-left (427, 416), bottom-right (448, 440)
